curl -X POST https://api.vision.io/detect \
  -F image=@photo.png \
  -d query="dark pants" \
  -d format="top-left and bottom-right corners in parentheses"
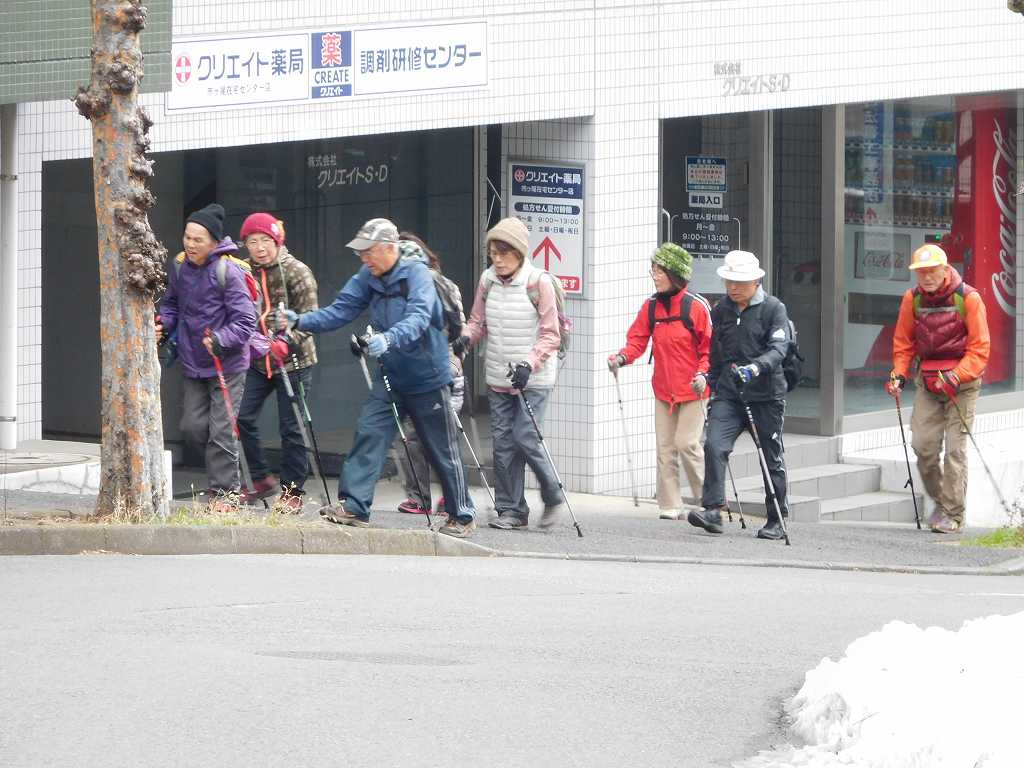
top-left (702, 396), bottom-right (789, 520)
top-left (237, 366), bottom-right (313, 492)
top-left (341, 380), bottom-right (474, 523)
top-left (182, 373), bottom-right (245, 492)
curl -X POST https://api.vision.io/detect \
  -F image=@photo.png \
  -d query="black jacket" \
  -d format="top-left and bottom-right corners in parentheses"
top-left (708, 289), bottom-right (791, 402)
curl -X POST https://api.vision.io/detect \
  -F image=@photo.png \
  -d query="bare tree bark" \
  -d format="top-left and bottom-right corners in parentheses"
top-left (73, 0), bottom-right (168, 518)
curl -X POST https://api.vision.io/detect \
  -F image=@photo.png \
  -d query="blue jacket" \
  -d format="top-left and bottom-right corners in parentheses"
top-left (297, 255), bottom-right (450, 394)
top-left (159, 239), bottom-right (257, 378)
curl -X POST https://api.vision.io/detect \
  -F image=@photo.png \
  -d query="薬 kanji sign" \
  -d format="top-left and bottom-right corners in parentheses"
top-left (169, 21), bottom-right (487, 111)
top-left (509, 161), bottom-right (586, 295)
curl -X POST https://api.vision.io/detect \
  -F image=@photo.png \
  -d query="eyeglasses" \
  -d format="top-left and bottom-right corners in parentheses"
top-left (245, 236), bottom-right (276, 249)
top-left (649, 265), bottom-right (666, 276)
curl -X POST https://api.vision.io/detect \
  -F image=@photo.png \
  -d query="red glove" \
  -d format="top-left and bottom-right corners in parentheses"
top-left (938, 370), bottom-right (960, 397)
top-left (270, 339), bottom-right (290, 364)
top-left (885, 373), bottom-right (906, 398)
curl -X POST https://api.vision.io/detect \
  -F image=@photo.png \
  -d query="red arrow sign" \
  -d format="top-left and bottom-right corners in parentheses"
top-left (532, 236), bottom-right (561, 270)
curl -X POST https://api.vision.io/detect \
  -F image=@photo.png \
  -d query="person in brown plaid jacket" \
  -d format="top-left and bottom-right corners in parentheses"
top-left (235, 213), bottom-right (319, 512)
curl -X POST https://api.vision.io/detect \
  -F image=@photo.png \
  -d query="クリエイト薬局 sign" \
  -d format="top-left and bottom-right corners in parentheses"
top-left (168, 21), bottom-right (487, 110)
top-left (509, 161), bottom-right (585, 295)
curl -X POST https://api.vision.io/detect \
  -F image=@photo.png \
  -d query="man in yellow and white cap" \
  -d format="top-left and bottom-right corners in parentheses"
top-left (886, 243), bottom-right (990, 533)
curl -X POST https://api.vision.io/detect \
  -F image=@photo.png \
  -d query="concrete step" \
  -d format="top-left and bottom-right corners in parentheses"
top-left (726, 492), bottom-right (821, 523)
top-left (819, 491), bottom-right (925, 524)
top-left (731, 463), bottom-right (880, 500)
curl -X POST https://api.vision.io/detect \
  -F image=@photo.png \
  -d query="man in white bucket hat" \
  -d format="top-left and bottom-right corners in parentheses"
top-left (687, 250), bottom-right (793, 541)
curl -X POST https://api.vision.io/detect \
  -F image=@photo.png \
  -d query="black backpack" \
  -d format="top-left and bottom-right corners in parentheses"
top-left (645, 291), bottom-right (709, 362)
top-left (761, 296), bottom-right (804, 392)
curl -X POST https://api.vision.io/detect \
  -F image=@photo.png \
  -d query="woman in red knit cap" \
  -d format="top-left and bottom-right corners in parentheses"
top-left (235, 212), bottom-right (320, 512)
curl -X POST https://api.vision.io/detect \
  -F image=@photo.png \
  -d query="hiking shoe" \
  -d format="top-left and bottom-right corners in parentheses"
top-left (538, 502), bottom-right (566, 529)
top-left (439, 518), bottom-right (476, 538)
top-left (319, 503), bottom-right (369, 527)
top-left (687, 508), bottom-right (724, 534)
top-left (434, 497), bottom-right (447, 517)
top-left (242, 475), bottom-right (278, 503)
top-left (489, 514), bottom-right (528, 530)
top-left (659, 509), bottom-right (682, 520)
top-left (210, 497), bottom-right (240, 515)
top-left (931, 516), bottom-right (962, 534)
top-left (756, 518), bottom-right (786, 540)
top-left (926, 507), bottom-right (946, 529)
top-left (397, 498), bottom-right (430, 515)
top-left (278, 491), bottom-right (304, 515)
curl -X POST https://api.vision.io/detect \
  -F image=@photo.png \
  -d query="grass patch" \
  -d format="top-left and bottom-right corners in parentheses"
top-left (962, 527), bottom-right (1024, 549)
top-left (87, 490), bottom-right (303, 528)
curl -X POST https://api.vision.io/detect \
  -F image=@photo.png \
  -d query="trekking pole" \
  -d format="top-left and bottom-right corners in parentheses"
top-left (731, 366), bottom-right (789, 545)
top-left (889, 375), bottom-right (921, 530)
top-left (358, 330), bottom-right (432, 531)
top-left (699, 397), bottom-right (745, 529)
top-left (267, 310), bottom-right (330, 507)
top-left (939, 372), bottom-right (1014, 522)
top-left (610, 369), bottom-right (639, 507)
top-left (507, 363), bottom-right (583, 538)
top-left (207, 331), bottom-right (267, 509)
top-left (449, 404), bottom-right (496, 509)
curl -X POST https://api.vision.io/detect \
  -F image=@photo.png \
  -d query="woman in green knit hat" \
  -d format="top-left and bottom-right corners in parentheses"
top-left (607, 243), bottom-right (713, 520)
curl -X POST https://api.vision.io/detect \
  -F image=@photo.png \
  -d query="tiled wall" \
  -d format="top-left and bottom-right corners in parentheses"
top-left (7, 0), bottom-right (1024, 495)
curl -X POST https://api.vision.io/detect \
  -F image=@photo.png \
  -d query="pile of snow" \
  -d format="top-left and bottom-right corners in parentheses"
top-left (737, 611), bottom-right (1024, 768)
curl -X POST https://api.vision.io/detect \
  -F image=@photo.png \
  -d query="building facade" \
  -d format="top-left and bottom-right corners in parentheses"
top-left (6, 1), bottom-right (1024, 506)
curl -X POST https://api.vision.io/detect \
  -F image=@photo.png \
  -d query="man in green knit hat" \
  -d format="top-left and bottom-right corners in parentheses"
top-left (608, 241), bottom-right (713, 521)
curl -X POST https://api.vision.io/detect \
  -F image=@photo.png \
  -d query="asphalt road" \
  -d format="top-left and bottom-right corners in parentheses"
top-left (1, 556), bottom-right (1022, 768)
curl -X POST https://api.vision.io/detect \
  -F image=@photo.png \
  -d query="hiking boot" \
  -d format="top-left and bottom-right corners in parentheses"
top-left (756, 518), bottom-right (786, 540)
top-left (931, 516), bottom-right (962, 534)
top-left (538, 502), bottom-right (566, 529)
top-left (687, 508), bottom-right (724, 534)
top-left (242, 475), bottom-right (278, 503)
top-left (319, 503), bottom-right (369, 527)
top-left (210, 497), bottom-right (240, 515)
top-left (489, 514), bottom-right (528, 530)
top-left (434, 497), bottom-right (447, 517)
top-left (659, 509), bottom-right (682, 520)
top-left (398, 498), bottom-right (430, 515)
top-left (926, 507), bottom-right (946, 529)
top-left (439, 518), bottom-right (476, 538)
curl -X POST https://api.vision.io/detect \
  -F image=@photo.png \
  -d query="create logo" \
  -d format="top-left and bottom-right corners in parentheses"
top-left (514, 168), bottom-right (526, 183)
top-left (174, 55), bottom-right (192, 84)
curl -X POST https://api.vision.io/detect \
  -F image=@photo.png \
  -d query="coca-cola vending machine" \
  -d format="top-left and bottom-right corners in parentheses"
top-left (942, 104), bottom-right (1017, 384)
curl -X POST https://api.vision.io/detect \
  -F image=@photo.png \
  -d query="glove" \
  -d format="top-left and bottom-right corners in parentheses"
top-left (885, 373), bottom-right (906, 397)
top-left (691, 372), bottom-right (708, 395)
top-left (607, 353), bottom-right (626, 373)
top-left (276, 309), bottom-right (298, 332)
top-left (508, 361), bottom-right (532, 391)
top-left (927, 370), bottom-right (960, 397)
top-left (205, 331), bottom-right (224, 359)
top-left (365, 332), bottom-right (390, 357)
top-left (269, 339), bottom-right (290, 364)
top-left (451, 335), bottom-right (470, 359)
top-left (732, 363), bottom-right (760, 385)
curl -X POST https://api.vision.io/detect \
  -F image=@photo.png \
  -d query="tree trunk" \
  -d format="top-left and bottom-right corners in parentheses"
top-left (74, 0), bottom-right (168, 518)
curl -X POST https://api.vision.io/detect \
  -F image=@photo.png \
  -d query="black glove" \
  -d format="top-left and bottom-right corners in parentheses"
top-left (208, 332), bottom-right (224, 358)
top-left (451, 335), bottom-right (470, 359)
top-left (508, 361), bottom-right (532, 391)
top-left (350, 334), bottom-right (367, 358)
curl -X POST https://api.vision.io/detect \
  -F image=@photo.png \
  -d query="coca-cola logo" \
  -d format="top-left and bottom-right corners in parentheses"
top-left (991, 118), bottom-right (1017, 318)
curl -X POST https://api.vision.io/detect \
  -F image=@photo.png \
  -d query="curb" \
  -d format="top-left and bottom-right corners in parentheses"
top-left (0, 524), bottom-right (495, 558)
top-left (1, 524), bottom-right (1021, 576)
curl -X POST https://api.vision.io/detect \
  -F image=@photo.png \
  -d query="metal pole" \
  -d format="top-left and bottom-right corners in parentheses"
top-left (0, 105), bottom-right (19, 450)
top-left (732, 217), bottom-right (742, 251)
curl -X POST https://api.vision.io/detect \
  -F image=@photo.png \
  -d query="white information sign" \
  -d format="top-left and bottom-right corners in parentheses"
top-left (508, 161), bottom-right (585, 295)
top-left (169, 22), bottom-right (487, 111)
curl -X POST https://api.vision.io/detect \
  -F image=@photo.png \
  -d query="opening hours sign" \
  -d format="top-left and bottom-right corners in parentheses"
top-left (509, 161), bottom-right (585, 296)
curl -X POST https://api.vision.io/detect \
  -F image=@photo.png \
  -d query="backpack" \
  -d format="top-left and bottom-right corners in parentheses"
top-left (761, 296), bottom-right (804, 392)
top-left (645, 290), bottom-right (709, 363)
top-left (482, 269), bottom-right (573, 359)
top-left (173, 252), bottom-right (260, 303)
top-left (387, 269), bottom-right (464, 342)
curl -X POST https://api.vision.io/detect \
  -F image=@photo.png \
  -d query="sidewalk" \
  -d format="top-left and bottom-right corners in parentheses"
top-left (1, 476), bottom-right (1021, 574)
